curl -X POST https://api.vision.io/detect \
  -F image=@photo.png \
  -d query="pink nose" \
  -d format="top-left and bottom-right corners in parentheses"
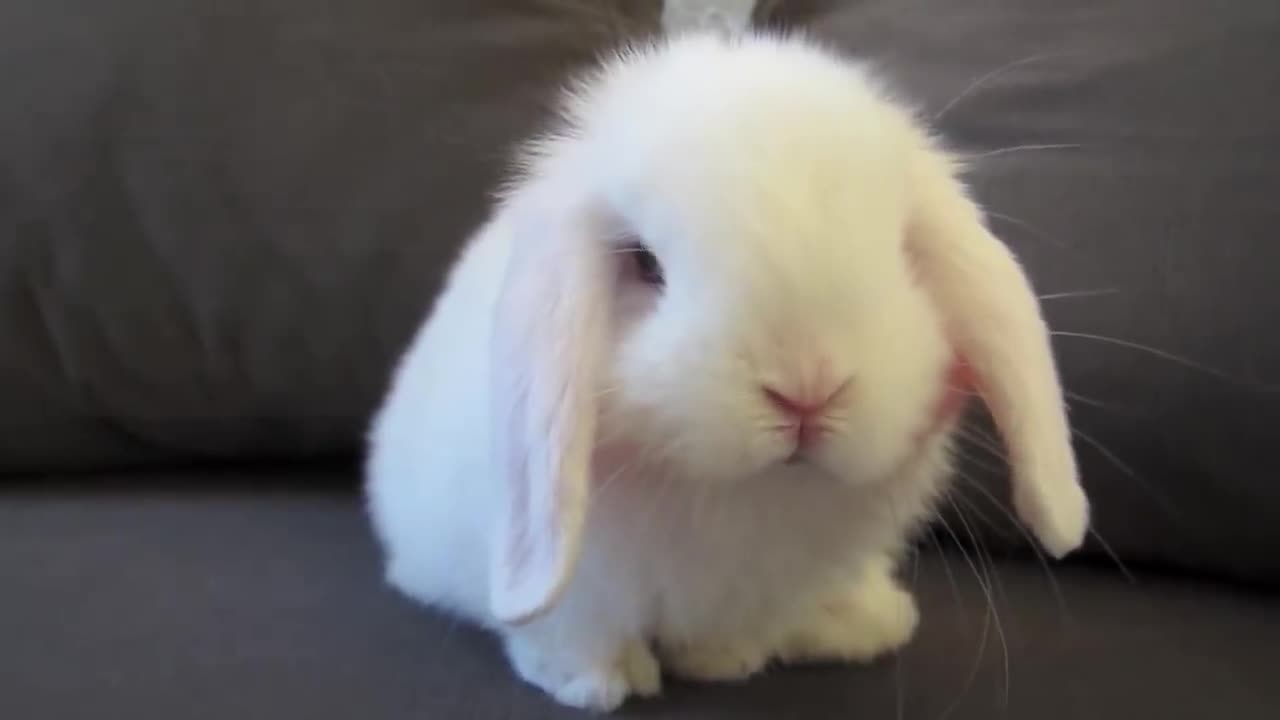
top-left (762, 380), bottom-right (850, 422)
top-left (763, 381), bottom-right (849, 452)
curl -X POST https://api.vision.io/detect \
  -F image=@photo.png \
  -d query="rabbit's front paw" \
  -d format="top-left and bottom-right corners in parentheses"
top-left (505, 634), bottom-right (658, 711)
top-left (775, 568), bottom-right (919, 665)
top-left (660, 637), bottom-right (768, 683)
top-left (622, 640), bottom-right (663, 698)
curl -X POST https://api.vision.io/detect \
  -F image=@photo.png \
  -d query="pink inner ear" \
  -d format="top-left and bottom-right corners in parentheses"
top-left (933, 352), bottom-right (976, 427)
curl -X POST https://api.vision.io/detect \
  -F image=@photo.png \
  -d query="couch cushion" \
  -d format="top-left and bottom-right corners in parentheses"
top-left (2, 477), bottom-right (1277, 720)
top-left (759, 0), bottom-right (1280, 586)
top-left (0, 0), bottom-right (661, 473)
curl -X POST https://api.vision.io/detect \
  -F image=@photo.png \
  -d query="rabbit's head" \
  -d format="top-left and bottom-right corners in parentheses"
top-left (487, 34), bottom-right (1088, 624)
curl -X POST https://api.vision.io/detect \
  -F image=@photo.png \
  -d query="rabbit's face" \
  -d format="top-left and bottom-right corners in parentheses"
top-left (478, 33), bottom-right (1083, 625)
top-left (592, 80), bottom-right (956, 488)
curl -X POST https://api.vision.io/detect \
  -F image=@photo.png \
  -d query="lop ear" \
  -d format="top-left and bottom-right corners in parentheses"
top-left (907, 145), bottom-right (1089, 558)
top-left (488, 199), bottom-right (610, 624)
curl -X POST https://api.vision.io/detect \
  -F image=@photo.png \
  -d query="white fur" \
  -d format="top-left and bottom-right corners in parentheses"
top-left (365, 32), bottom-right (1086, 712)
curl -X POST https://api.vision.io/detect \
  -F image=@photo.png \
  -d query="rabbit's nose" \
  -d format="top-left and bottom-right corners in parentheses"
top-left (762, 378), bottom-right (850, 452)
top-left (762, 377), bottom-right (851, 422)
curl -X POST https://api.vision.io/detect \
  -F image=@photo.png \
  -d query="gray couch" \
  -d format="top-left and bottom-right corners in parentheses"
top-left (3, 2), bottom-right (1278, 718)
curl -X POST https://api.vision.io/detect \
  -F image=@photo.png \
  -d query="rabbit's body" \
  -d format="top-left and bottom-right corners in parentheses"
top-left (366, 32), bottom-right (1087, 711)
top-left (369, 211), bottom-right (949, 706)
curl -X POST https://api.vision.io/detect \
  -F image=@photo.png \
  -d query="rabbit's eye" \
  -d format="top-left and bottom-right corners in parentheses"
top-left (625, 243), bottom-right (665, 288)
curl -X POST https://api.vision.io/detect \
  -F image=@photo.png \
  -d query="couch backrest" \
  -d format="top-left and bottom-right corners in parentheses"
top-left (0, 0), bottom-right (661, 471)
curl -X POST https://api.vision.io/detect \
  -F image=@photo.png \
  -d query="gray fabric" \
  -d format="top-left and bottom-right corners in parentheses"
top-left (0, 0), bottom-right (662, 473)
top-left (761, 1), bottom-right (1280, 585)
top-left (2, 476), bottom-right (1277, 720)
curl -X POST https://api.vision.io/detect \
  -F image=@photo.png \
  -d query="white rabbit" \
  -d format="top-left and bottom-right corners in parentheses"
top-left (365, 31), bottom-right (1088, 712)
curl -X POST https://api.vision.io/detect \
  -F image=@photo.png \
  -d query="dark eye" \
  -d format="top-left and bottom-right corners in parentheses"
top-left (625, 243), bottom-right (665, 288)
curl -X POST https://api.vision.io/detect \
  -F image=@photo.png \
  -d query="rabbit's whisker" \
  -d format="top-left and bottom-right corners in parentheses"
top-left (934, 52), bottom-right (1070, 122)
top-left (1070, 425), bottom-right (1183, 525)
top-left (933, 512), bottom-right (1005, 720)
top-left (1051, 331), bottom-right (1279, 390)
top-left (986, 211), bottom-right (1065, 248)
top-left (1039, 288), bottom-right (1121, 301)
top-left (968, 143), bottom-right (1083, 161)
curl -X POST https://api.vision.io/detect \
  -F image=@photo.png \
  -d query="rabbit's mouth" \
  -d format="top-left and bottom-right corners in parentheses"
top-left (778, 421), bottom-right (833, 465)
top-left (782, 448), bottom-right (810, 466)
